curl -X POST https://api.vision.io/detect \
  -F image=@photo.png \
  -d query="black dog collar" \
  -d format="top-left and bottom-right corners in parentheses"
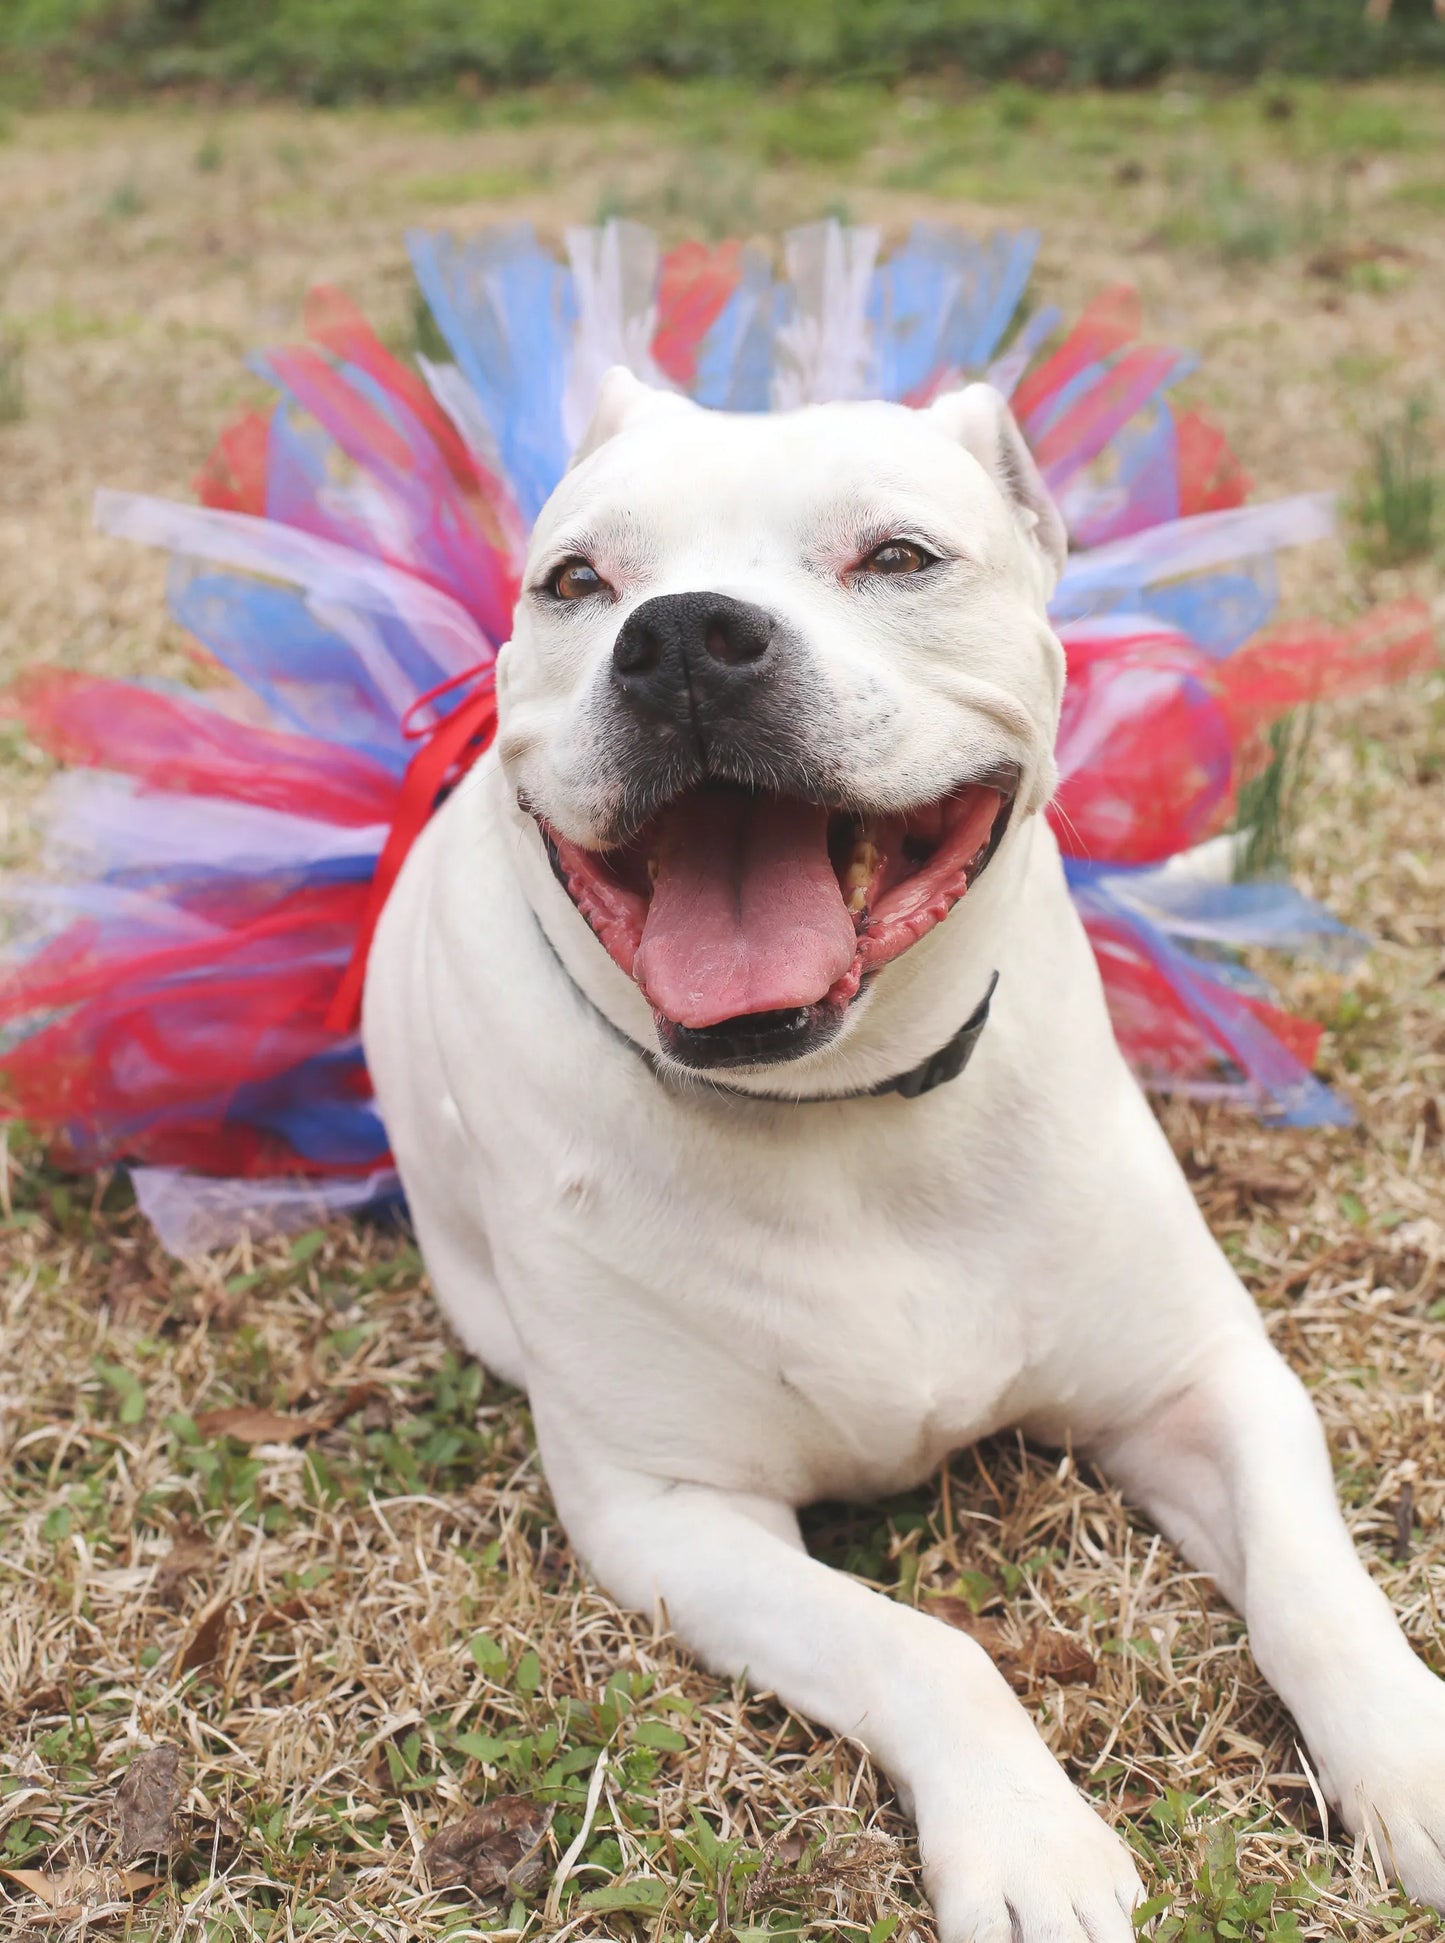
top-left (533, 908), bottom-right (998, 1108)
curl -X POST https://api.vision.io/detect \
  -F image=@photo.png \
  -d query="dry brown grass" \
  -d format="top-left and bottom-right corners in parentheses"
top-left (1, 79), bottom-right (1443, 1943)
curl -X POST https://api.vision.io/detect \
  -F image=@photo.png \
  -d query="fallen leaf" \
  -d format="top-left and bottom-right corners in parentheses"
top-left (255, 1594), bottom-right (311, 1633)
top-left (770, 1828), bottom-right (809, 1867)
top-left (193, 1383), bottom-right (380, 1445)
top-left (1220, 1165), bottom-right (1304, 1208)
top-left (11, 1683), bottom-right (64, 1719)
top-left (927, 1598), bottom-right (1097, 1691)
top-left (193, 1404), bottom-right (315, 1444)
top-left (153, 1521), bottom-right (211, 1607)
top-left (192, 1807), bottom-right (243, 1857)
top-left (115, 1743), bottom-right (183, 1858)
top-left (1306, 239), bottom-right (1419, 281)
top-left (3, 1864), bottom-right (156, 1916)
top-left (745, 1829), bottom-right (901, 1914)
top-left (175, 1598), bottom-right (231, 1677)
top-left (309, 1379), bottom-right (384, 1430)
top-left (422, 1796), bottom-right (553, 1900)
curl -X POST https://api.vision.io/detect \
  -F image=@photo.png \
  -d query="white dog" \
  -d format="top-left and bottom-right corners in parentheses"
top-left (364, 369), bottom-right (1445, 1938)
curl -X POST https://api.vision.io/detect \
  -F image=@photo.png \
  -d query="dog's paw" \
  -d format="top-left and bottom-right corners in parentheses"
top-left (1333, 1739), bottom-right (1445, 1907)
top-left (1317, 1673), bottom-right (1445, 1909)
top-left (918, 1765), bottom-right (1142, 1942)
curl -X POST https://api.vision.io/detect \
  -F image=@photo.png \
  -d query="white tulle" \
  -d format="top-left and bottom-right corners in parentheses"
top-left (131, 1163), bottom-right (401, 1256)
top-left (773, 223), bottom-right (881, 409)
top-left (39, 772), bottom-right (387, 879)
top-left (563, 220), bottom-right (672, 447)
top-left (93, 492), bottom-right (492, 674)
top-left (1056, 494), bottom-right (1336, 601)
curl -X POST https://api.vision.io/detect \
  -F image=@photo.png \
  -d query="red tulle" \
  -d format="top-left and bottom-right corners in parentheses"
top-left (1051, 601), bottom-right (1437, 868)
top-left (301, 285), bottom-right (525, 593)
top-left (1220, 600), bottom-right (1437, 744)
top-left (1241, 995), bottom-right (1322, 1070)
top-left (1052, 628), bottom-right (1235, 865)
top-left (1085, 913), bottom-right (1223, 1076)
top-left (653, 242), bottom-right (744, 386)
top-left (1175, 409), bottom-right (1251, 516)
top-left (303, 285), bottom-right (482, 497)
top-left (4, 670), bottom-right (399, 828)
top-left (0, 883), bottom-right (361, 1027)
top-left (1033, 347), bottom-right (1183, 488)
top-left (1084, 913), bottom-right (1320, 1083)
top-left (1013, 285), bottom-right (1141, 426)
top-left (194, 409), bottom-right (270, 515)
top-left (1, 886), bottom-right (369, 1167)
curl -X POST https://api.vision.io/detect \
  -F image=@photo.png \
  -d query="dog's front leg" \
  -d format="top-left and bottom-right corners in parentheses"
top-left (1094, 1329), bottom-right (1445, 1905)
top-left (537, 1411), bottom-right (1142, 1942)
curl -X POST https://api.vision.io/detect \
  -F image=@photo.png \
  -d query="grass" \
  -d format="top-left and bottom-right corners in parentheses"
top-left (3, 0), bottom-right (1445, 101)
top-left (1350, 395), bottom-right (1441, 567)
top-left (102, 176), bottom-right (147, 221)
top-left (1155, 164), bottom-right (1349, 266)
top-left (0, 331), bottom-right (23, 424)
top-left (1, 76), bottom-right (1444, 1943)
top-left (1234, 713), bottom-right (1314, 881)
top-left (6, 1129), bottom-right (1445, 1941)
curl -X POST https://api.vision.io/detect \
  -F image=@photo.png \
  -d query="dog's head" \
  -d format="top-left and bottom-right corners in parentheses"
top-left (495, 368), bottom-right (1067, 1074)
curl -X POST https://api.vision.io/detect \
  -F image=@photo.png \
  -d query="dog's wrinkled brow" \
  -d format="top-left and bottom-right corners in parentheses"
top-left (529, 519), bottom-right (662, 592)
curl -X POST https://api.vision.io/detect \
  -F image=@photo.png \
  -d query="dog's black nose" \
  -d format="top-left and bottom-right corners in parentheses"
top-left (612, 592), bottom-right (775, 723)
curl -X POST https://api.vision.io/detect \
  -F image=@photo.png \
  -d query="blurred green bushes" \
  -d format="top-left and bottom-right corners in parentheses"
top-left (5, 0), bottom-right (1444, 101)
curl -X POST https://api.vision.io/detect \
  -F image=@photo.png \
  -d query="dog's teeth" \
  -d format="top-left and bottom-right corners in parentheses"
top-left (843, 840), bottom-right (877, 915)
top-left (647, 856), bottom-right (660, 885)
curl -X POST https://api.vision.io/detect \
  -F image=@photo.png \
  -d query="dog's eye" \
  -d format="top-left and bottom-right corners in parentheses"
top-left (857, 540), bottom-right (935, 577)
top-left (549, 559), bottom-right (610, 601)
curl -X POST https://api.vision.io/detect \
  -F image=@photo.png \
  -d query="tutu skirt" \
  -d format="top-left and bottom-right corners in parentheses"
top-left (0, 220), bottom-right (1434, 1252)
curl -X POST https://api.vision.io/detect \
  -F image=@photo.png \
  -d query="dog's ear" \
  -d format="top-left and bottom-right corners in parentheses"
top-left (569, 366), bottom-right (696, 469)
top-left (929, 383), bottom-right (1067, 594)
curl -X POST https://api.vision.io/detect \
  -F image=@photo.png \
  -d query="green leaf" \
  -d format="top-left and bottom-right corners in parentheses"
top-left (289, 1229), bottom-right (325, 1262)
top-left (869, 1918), bottom-right (901, 1943)
top-left (95, 1360), bottom-right (145, 1423)
top-left (687, 1809), bottom-right (722, 1865)
top-left (1337, 1189), bottom-right (1368, 1227)
top-left (516, 1649), bottom-right (541, 1694)
top-left (579, 1877), bottom-right (669, 1913)
top-left (1133, 1894), bottom-right (1173, 1928)
top-left (548, 1743), bottom-right (603, 1778)
top-left (468, 1631), bottom-right (506, 1673)
top-left (951, 1568), bottom-right (998, 1613)
top-left (632, 1719), bottom-right (688, 1753)
top-left (454, 1732), bottom-right (510, 1762)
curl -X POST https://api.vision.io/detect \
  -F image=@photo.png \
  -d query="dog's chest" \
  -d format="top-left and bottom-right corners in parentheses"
top-left (522, 1100), bottom-right (1040, 1501)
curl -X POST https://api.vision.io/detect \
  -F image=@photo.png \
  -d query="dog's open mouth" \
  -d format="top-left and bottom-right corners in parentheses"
top-left (539, 770), bottom-right (1016, 1068)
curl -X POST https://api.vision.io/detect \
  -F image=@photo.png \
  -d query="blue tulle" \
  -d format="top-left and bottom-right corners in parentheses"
top-left (170, 571), bottom-right (412, 770)
top-left (408, 225), bottom-right (577, 524)
top-left (229, 1047), bottom-right (391, 1168)
top-left (1065, 860), bottom-right (1355, 1128)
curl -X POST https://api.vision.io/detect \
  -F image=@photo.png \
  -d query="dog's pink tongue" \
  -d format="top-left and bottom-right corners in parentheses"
top-left (634, 794), bottom-right (856, 1029)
